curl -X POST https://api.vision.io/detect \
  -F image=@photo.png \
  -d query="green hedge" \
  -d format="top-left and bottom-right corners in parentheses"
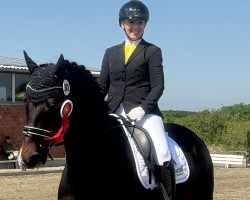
top-left (162, 103), bottom-right (250, 155)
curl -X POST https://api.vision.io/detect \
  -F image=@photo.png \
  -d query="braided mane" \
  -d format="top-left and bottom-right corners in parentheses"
top-left (55, 60), bottom-right (110, 114)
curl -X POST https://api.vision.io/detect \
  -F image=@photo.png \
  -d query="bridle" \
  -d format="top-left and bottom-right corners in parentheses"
top-left (23, 83), bottom-right (72, 158)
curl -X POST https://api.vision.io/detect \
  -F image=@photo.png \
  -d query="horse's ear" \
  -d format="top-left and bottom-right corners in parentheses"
top-left (23, 50), bottom-right (39, 74)
top-left (56, 54), bottom-right (64, 67)
top-left (54, 54), bottom-right (65, 76)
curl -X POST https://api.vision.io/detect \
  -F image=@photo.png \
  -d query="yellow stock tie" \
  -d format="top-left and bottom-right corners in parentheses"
top-left (125, 44), bottom-right (137, 63)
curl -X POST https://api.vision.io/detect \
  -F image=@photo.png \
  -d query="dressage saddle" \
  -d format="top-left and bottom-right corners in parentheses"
top-left (119, 115), bottom-right (176, 200)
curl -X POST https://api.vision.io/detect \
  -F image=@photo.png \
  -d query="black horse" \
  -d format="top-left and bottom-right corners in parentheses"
top-left (19, 51), bottom-right (214, 200)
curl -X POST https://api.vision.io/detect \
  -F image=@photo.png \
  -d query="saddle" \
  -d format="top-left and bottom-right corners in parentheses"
top-left (110, 114), bottom-right (190, 190)
top-left (117, 115), bottom-right (156, 179)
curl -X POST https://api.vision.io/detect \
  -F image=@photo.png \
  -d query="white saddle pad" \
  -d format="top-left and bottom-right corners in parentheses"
top-left (167, 136), bottom-right (190, 184)
top-left (112, 114), bottom-right (190, 189)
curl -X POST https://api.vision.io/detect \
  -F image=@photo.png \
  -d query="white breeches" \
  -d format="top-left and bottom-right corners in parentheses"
top-left (115, 104), bottom-right (171, 165)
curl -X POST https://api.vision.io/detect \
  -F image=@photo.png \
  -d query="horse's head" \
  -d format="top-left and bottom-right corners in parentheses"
top-left (20, 51), bottom-right (109, 169)
top-left (20, 51), bottom-right (77, 168)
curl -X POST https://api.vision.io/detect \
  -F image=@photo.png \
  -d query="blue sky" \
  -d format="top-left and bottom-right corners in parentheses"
top-left (1, 0), bottom-right (249, 111)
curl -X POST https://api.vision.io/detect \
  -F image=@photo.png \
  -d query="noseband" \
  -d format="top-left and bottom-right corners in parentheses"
top-left (23, 126), bottom-right (54, 146)
top-left (22, 103), bottom-right (70, 146)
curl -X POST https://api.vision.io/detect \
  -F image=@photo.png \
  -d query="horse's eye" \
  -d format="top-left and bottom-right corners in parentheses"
top-left (48, 105), bottom-right (60, 113)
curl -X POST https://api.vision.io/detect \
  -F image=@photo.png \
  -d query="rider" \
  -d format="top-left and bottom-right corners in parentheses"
top-left (98, 1), bottom-right (175, 199)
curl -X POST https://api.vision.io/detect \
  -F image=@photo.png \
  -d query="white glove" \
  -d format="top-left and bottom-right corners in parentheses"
top-left (127, 106), bottom-right (145, 121)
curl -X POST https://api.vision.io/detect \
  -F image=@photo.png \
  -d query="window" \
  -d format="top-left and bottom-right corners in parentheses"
top-left (15, 73), bottom-right (30, 101)
top-left (0, 72), bottom-right (29, 102)
top-left (0, 72), bottom-right (11, 101)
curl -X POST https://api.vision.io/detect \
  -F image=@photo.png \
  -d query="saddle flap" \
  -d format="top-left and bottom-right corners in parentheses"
top-left (113, 114), bottom-right (156, 172)
top-left (126, 125), bottom-right (152, 160)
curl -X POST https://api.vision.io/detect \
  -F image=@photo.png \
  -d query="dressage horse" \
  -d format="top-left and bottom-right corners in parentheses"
top-left (19, 51), bottom-right (214, 200)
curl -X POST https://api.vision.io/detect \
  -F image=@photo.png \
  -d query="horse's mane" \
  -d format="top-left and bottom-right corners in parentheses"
top-left (53, 60), bottom-right (110, 114)
top-left (62, 60), bottom-right (100, 95)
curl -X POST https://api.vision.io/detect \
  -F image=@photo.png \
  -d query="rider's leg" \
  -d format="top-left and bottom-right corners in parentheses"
top-left (115, 106), bottom-right (171, 164)
top-left (114, 106), bottom-right (176, 198)
top-left (137, 114), bottom-right (170, 165)
top-left (138, 115), bottom-right (176, 200)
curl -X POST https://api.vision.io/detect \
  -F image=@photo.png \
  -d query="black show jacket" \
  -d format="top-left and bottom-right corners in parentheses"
top-left (98, 39), bottom-right (164, 118)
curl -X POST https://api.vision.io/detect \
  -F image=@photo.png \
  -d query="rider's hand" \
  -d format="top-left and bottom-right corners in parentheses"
top-left (127, 106), bottom-right (145, 122)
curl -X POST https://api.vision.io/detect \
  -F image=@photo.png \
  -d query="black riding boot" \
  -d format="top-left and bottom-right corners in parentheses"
top-left (155, 158), bottom-right (176, 200)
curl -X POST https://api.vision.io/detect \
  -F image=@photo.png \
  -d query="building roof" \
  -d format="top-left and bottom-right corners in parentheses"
top-left (0, 55), bottom-right (100, 75)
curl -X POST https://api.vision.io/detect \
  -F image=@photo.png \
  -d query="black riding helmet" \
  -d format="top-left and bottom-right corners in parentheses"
top-left (119, 0), bottom-right (149, 26)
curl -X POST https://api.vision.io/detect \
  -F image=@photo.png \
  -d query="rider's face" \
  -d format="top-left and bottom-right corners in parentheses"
top-left (121, 18), bottom-right (146, 41)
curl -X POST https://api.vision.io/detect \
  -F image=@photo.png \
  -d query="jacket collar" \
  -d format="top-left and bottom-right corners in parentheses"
top-left (117, 39), bottom-right (147, 66)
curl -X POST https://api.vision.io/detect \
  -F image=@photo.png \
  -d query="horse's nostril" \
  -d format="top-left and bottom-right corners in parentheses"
top-left (26, 154), bottom-right (40, 168)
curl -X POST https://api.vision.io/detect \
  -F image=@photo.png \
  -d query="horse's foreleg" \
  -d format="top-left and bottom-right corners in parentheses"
top-left (58, 165), bottom-right (75, 200)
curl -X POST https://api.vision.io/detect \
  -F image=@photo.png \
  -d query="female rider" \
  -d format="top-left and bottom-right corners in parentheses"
top-left (98, 1), bottom-right (175, 199)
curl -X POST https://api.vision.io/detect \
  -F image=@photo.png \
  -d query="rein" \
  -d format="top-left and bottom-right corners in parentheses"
top-left (23, 115), bottom-right (69, 161)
